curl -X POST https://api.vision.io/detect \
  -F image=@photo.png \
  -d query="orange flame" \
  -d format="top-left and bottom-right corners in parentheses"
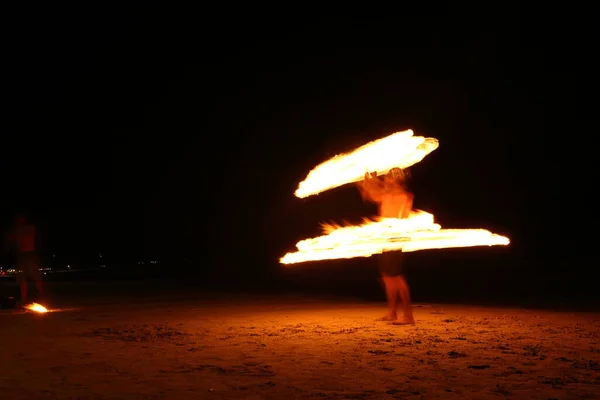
top-left (24, 303), bottom-right (49, 313)
top-left (283, 130), bottom-right (510, 265)
top-left (295, 129), bottom-right (439, 198)
top-left (280, 210), bottom-right (509, 264)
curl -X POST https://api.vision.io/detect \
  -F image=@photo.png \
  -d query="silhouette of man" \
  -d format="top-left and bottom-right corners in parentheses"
top-left (357, 168), bottom-right (415, 324)
top-left (4, 213), bottom-right (44, 304)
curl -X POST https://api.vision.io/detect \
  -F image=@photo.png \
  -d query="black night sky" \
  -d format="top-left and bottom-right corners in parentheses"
top-left (3, 9), bottom-right (579, 301)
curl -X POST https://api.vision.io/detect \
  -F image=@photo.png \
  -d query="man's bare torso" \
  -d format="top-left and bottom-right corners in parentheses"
top-left (357, 172), bottom-right (414, 219)
top-left (379, 190), bottom-right (413, 219)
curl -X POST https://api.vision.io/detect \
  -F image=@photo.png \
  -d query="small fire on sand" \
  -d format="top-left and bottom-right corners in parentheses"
top-left (23, 302), bottom-right (49, 313)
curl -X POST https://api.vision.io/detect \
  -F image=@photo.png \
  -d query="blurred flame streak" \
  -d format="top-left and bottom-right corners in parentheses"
top-left (280, 211), bottom-right (510, 265)
top-left (295, 129), bottom-right (439, 198)
top-left (24, 303), bottom-right (49, 313)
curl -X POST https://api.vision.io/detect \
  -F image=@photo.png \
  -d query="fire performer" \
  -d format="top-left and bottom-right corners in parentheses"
top-left (357, 168), bottom-right (415, 324)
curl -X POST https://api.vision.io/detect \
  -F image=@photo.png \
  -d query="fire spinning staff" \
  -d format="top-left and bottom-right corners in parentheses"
top-left (295, 129), bottom-right (439, 198)
top-left (281, 130), bottom-right (510, 265)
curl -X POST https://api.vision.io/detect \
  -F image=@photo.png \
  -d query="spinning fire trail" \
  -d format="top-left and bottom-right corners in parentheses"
top-left (280, 129), bottom-right (509, 265)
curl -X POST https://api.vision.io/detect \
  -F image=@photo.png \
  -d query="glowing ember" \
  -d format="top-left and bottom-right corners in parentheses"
top-left (24, 303), bottom-right (49, 313)
top-left (280, 210), bottom-right (510, 264)
top-left (295, 129), bottom-right (439, 198)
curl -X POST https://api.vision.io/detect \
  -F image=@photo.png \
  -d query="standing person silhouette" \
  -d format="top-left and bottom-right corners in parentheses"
top-left (4, 213), bottom-right (44, 305)
top-left (357, 168), bottom-right (415, 324)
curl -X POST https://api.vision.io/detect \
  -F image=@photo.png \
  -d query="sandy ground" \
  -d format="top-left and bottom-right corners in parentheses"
top-left (1, 291), bottom-right (600, 400)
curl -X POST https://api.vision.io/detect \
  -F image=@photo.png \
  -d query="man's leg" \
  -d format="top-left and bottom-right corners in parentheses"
top-left (27, 253), bottom-right (44, 301)
top-left (35, 279), bottom-right (44, 299)
top-left (379, 276), bottom-right (398, 320)
top-left (392, 275), bottom-right (415, 324)
top-left (17, 274), bottom-right (28, 304)
top-left (377, 252), bottom-right (399, 321)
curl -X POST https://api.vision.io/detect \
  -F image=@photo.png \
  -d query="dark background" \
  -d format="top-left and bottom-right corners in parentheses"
top-left (2, 8), bottom-right (581, 305)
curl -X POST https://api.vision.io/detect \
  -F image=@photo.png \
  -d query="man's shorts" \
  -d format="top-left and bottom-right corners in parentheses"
top-left (15, 252), bottom-right (41, 283)
top-left (378, 250), bottom-right (404, 277)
